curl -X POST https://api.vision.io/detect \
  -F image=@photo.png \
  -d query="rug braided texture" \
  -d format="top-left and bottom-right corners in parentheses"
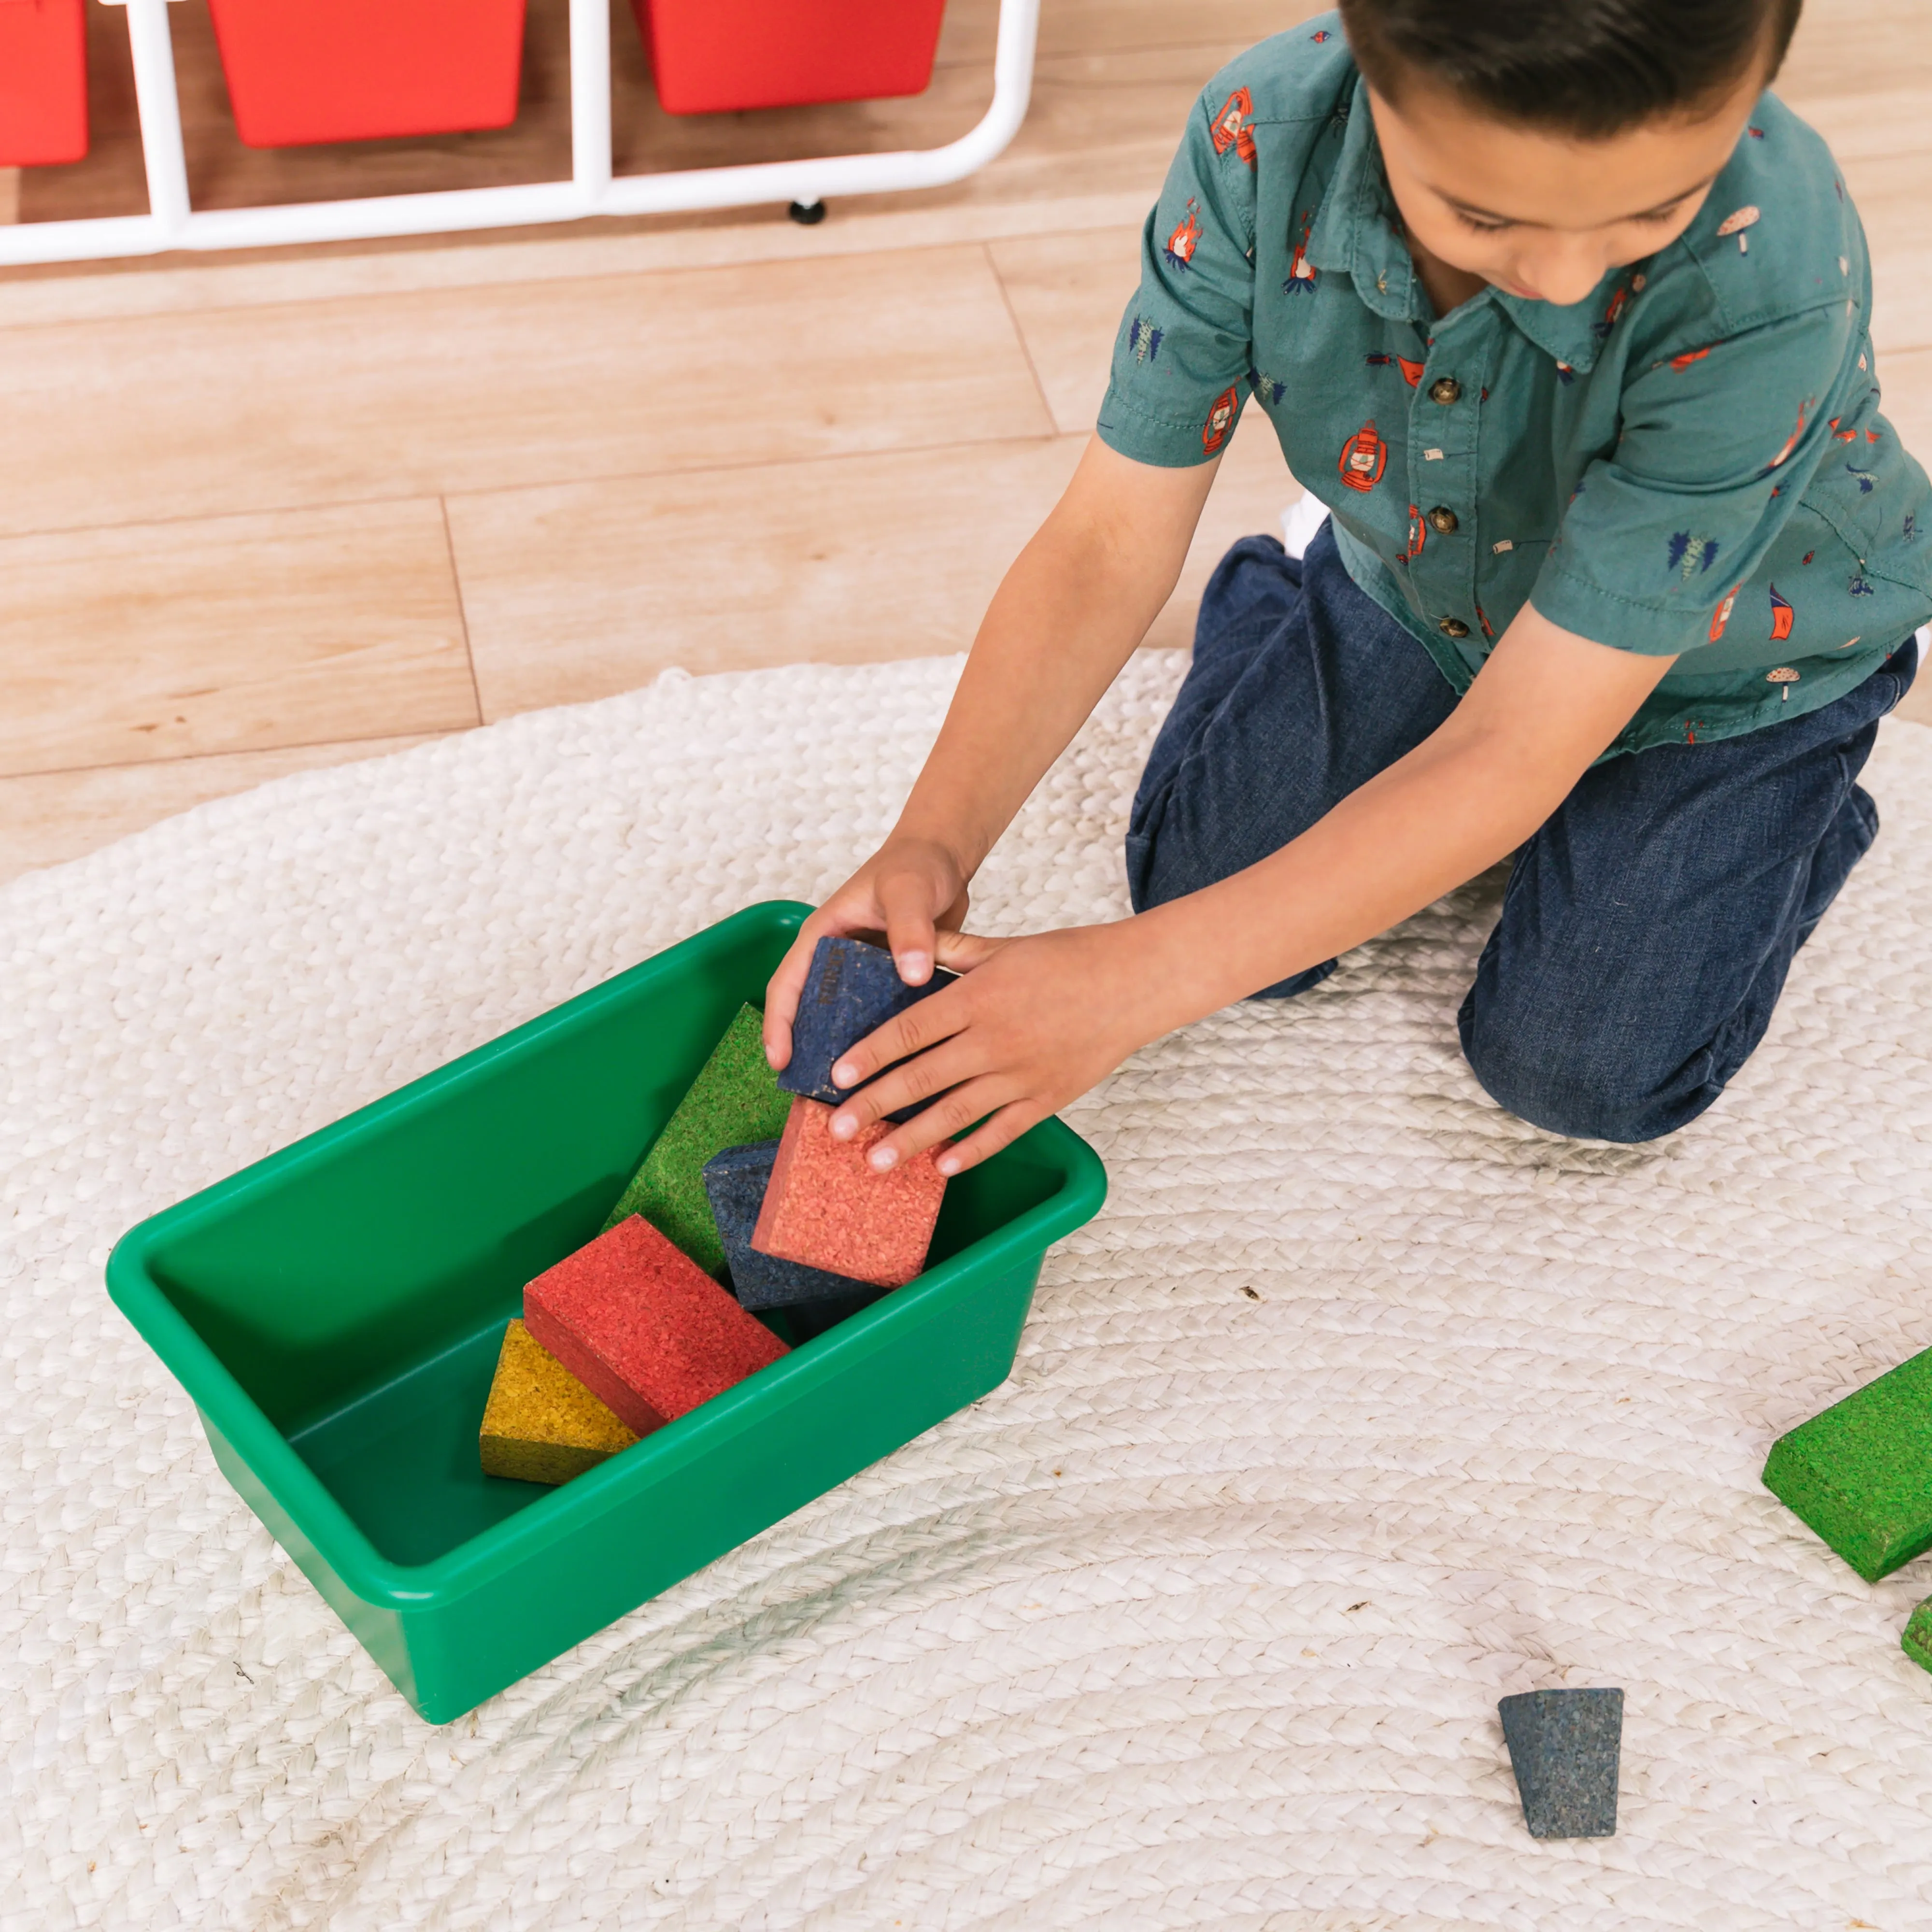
top-left (6, 651), bottom-right (1932, 1930)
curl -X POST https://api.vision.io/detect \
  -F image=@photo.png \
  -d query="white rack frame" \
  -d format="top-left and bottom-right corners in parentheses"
top-left (0, 0), bottom-right (1041, 267)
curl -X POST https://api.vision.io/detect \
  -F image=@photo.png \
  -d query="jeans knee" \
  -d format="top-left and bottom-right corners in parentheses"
top-left (1459, 994), bottom-right (1704, 1144)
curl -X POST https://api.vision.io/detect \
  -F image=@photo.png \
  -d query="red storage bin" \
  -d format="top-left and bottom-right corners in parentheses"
top-left (636, 0), bottom-right (948, 115)
top-left (0, 0), bottom-right (88, 167)
top-left (205, 0), bottom-right (527, 148)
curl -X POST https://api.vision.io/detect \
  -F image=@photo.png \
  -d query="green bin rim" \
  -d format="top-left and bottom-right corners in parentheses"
top-left (105, 900), bottom-right (1108, 1613)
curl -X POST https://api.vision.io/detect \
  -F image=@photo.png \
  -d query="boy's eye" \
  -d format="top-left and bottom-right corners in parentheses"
top-left (1455, 211), bottom-right (1514, 234)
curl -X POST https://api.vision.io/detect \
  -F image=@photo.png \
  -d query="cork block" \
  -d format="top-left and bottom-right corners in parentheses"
top-left (780, 935), bottom-right (956, 1113)
top-left (751, 1095), bottom-right (945, 1290)
top-left (479, 1319), bottom-right (639, 1486)
top-left (703, 1138), bottom-right (888, 1317)
top-left (603, 1002), bottom-right (793, 1277)
top-left (1762, 1345), bottom-right (1932, 1579)
top-left (1901, 1598), bottom-right (1932, 1677)
top-left (1499, 1689), bottom-right (1622, 1839)
top-left (524, 1215), bottom-right (789, 1437)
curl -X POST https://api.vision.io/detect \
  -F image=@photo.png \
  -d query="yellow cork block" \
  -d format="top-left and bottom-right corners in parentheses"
top-left (479, 1319), bottom-right (639, 1486)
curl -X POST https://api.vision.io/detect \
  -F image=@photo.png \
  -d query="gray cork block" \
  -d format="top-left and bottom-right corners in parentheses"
top-left (779, 935), bottom-right (955, 1117)
top-left (1498, 1689), bottom-right (1622, 1839)
top-left (702, 1139), bottom-right (888, 1321)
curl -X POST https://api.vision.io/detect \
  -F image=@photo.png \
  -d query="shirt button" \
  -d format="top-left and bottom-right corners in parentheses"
top-left (1439, 618), bottom-right (1471, 638)
top-left (1427, 506), bottom-right (1459, 535)
top-left (1429, 377), bottom-right (1463, 405)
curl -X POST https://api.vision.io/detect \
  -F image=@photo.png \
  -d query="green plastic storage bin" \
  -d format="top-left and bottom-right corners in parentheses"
top-left (107, 901), bottom-right (1107, 1722)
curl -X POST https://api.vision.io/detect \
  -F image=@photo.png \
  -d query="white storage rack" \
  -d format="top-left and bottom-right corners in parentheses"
top-left (0, 0), bottom-right (1041, 268)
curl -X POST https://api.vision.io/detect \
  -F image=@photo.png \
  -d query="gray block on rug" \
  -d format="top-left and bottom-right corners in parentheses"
top-left (1498, 1688), bottom-right (1622, 1839)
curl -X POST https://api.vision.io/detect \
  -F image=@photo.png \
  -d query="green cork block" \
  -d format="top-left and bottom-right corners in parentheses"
top-left (1901, 1599), bottom-right (1932, 1676)
top-left (602, 1002), bottom-right (792, 1277)
top-left (1762, 1345), bottom-right (1932, 1581)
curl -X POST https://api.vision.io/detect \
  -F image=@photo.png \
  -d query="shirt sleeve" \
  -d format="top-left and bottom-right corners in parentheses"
top-left (1095, 79), bottom-right (1260, 469)
top-left (1530, 298), bottom-right (1863, 655)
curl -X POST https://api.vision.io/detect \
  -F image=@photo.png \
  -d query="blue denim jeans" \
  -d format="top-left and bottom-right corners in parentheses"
top-left (1126, 525), bottom-right (1918, 1143)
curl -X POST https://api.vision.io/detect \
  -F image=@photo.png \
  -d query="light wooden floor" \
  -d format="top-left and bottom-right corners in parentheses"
top-left (1, 0), bottom-right (1928, 881)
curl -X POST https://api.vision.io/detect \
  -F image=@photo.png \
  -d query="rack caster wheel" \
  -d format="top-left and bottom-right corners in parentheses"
top-left (788, 199), bottom-right (828, 226)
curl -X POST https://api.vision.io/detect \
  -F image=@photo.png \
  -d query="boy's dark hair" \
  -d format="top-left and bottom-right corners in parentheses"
top-left (1337, 0), bottom-right (1804, 138)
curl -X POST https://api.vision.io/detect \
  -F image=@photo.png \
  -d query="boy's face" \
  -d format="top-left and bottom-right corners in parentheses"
top-left (1367, 60), bottom-right (1768, 309)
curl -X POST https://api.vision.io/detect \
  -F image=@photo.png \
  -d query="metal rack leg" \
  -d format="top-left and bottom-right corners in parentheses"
top-left (568, 0), bottom-right (612, 207)
top-left (125, 0), bottom-right (192, 242)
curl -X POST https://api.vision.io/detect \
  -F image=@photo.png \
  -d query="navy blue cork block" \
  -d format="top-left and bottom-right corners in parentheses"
top-left (780, 936), bottom-right (956, 1117)
top-left (1499, 1689), bottom-right (1622, 1839)
top-left (702, 1140), bottom-right (889, 1320)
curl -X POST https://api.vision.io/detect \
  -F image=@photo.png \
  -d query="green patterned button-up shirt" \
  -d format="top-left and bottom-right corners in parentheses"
top-left (1098, 15), bottom-right (1932, 752)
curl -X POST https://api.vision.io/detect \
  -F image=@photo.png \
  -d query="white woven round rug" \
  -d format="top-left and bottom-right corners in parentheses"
top-left (7, 650), bottom-right (1932, 1930)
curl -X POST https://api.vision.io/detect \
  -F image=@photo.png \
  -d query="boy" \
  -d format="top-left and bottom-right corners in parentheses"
top-left (765, 0), bottom-right (1932, 1172)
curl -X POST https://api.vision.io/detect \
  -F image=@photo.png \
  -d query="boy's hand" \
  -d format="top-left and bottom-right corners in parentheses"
top-left (822, 920), bottom-right (1178, 1176)
top-left (762, 836), bottom-right (973, 1072)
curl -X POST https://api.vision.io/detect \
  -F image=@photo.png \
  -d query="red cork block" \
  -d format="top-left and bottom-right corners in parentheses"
top-left (522, 1215), bottom-right (788, 1437)
top-left (751, 1095), bottom-right (946, 1289)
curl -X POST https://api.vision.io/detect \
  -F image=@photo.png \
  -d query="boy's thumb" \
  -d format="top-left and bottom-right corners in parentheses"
top-left (878, 878), bottom-right (940, 986)
top-left (932, 930), bottom-right (1004, 973)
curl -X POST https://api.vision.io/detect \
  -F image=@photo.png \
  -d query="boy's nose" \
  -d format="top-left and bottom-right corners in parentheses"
top-left (1515, 240), bottom-right (1614, 309)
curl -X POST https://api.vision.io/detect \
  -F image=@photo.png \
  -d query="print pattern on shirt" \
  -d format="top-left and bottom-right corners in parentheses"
top-left (1711, 586), bottom-right (1742, 640)
top-left (1770, 584), bottom-right (1795, 641)
top-left (1212, 89), bottom-right (1259, 168)
top-left (1764, 399), bottom-right (1813, 475)
top-left (1128, 316), bottom-right (1164, 365)
top-left (1338, 420), bottom-right (1388, 492)
top-left (1203, 387), bottom-right (1240, 455)
top-left (1366, 353), bottom-right (1424, 385)
top-left (1164, 199), bottom-right (1204, 271)
top-left (1668, 532), bottom-right (1721, 578)
top-left (1285, 212), bottom-right (1317, 294)
top-left (1717, 205), bottom-right (1762, 252)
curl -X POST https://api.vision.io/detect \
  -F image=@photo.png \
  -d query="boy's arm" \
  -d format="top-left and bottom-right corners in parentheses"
top-left (762, 436), bottom-right (1222, 1062)
top-left (828, 604), bottom-right (1677, 1174)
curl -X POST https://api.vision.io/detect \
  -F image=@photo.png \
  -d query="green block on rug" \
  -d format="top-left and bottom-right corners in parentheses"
top-left (602, 1003), bottom-right (792, 1277)
top-left (1762, 1346), bottom-right (1932, 1581)
top-left (1903, 1599), bottom-right (1932, 1677)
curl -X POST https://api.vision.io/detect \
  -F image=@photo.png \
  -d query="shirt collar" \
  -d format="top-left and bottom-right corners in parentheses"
top-left (1304, 72), bottom-right (1625, 371)
top-left (1489, 281), bottom-right (1623, 375)
top-left (1304, 77), bottom-right (1419, 323)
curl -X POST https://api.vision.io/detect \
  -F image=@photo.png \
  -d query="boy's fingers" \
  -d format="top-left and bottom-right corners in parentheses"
top-left (763, 904), bottom-right (860, 1066)
top-left (931, 930), bottom-right (1008, 974)
top-left (828, 985), bottom-right (968, 1094)
top-left (867, 1075), bottom-right (1020, 1170)
top-left (930, 1101), bottom-right (1045, 1176)
top-left (762, 926), bottom-right (822, 1068)
top-left (831, 1034), bottom-right (979, 1138)
top-left (878, 872), bottom-right (942, 987)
